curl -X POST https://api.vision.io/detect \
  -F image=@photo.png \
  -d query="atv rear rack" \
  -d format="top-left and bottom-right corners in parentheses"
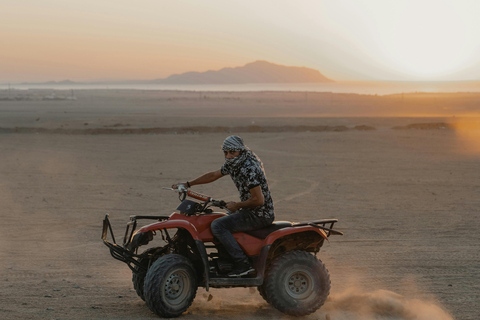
top-left (292, 219), bottom-right (344, 237)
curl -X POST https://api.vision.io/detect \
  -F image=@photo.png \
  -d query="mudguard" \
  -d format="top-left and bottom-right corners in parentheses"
top-left (136, 212), bottom-right (227, 241)
top-left (137, 219), bottom-right (201, 240)
top-left (265, 226), bottom-right (328, 245)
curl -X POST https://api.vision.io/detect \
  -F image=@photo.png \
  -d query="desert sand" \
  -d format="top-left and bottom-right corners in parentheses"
top-left (1, 90), bottom-right (479, 320)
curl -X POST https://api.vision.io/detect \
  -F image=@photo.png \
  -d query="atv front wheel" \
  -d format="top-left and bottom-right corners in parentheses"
top-left (132, 258), bottom-right (148, 301)
top-left (144, 254), bottom-right (197, 318)
top-left (132, 247), bottom-right (161, 301)
top-left (264, 250), bottom-right (330, 316)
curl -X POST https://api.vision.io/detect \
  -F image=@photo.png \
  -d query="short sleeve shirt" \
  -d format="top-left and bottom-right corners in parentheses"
top-left (221, 157), bottom-right (274, 220)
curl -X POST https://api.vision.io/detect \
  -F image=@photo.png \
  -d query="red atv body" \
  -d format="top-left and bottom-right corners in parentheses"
top-left (102, 188), bottom-right (342, 318)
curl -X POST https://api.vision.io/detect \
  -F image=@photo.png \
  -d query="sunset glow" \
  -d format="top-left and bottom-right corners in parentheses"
top-left (1, 0), bottom-right (480, 82)
top-left (362, 0), bottom-right (480, 79)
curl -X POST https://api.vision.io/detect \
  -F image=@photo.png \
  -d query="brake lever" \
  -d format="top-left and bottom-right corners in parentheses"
top-left (162, 185), bottom-right (187, 201)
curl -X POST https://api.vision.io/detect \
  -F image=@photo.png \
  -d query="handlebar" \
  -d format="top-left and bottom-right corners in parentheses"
top-left (162, 186), bottom-right (230, 213)
top-left (162, 186), bottom-right (212, 202)
top-left (187, 190), bottom-right (211, 202)
top-left (211, 199), bottom-right (227, 208)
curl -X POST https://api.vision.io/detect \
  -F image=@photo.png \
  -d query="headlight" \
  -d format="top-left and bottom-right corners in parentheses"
top-left (127, 231), bottom-right (153, 251)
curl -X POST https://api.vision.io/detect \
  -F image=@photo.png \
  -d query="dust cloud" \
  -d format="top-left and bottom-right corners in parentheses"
top-left (451, 120), bottom-right (480, 155)
top-left (324, 288), bottom-right (454, 320)
top-left (188, 288), bottom-right (269, 318)
top-left (187, 287), bottom-right (453, 320)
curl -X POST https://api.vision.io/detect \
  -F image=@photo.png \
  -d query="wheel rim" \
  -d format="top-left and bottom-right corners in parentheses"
top-left (285, 270), bottom-right (314, 300)
top-left (164, 269), bottom-right (190, 305)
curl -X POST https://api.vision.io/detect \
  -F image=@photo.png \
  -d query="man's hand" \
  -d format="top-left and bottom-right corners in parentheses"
top-left (225, 201), bottom-right (241, 212)
top-left (224, 186), bottom-right (264, 213)
top-left (171, 182), bottom-right (188, 190)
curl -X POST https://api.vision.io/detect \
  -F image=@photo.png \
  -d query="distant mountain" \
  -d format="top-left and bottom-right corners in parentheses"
top-left (155, 61), bottom-right (333, 84)
top-left (13, 61), bottom-right (333, 86)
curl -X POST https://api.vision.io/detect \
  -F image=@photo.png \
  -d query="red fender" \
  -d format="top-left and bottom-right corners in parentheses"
top-left (229, 226), bottom-right (328, 257)
top-left (137, 212), bottom-right (229, 241)
top-left (138, 219), bottom-right (200, 240)
top-left (264, 226), bottom-right (328, 246)
top-left (233, 233), bottom-right (265, 256)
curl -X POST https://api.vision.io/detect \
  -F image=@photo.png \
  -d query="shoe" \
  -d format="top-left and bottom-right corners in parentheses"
top-left (227, 260), bottom-right (255, 277)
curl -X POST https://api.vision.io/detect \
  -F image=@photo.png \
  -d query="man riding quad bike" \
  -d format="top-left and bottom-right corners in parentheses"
top-left (102, 135), bottom-right (342, 317)
top-left (101, 185), bottom-right (342, 317)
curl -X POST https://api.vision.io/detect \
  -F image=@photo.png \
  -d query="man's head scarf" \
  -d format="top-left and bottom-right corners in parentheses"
top-left (222, 135), bottom-right (262, 171)
top-left (222, 135), bottom-right (246, 152)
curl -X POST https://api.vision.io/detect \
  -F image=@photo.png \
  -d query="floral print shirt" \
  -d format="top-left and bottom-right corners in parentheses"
top-left (221, 156), bottom-right (274, 220)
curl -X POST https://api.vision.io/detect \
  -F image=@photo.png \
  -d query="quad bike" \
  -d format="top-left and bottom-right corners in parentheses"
top-left (101, 185), bottom-right (342, 318)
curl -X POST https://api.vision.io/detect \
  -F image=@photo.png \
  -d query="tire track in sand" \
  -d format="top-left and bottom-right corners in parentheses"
top-left (274, 177), bottom-right (320, 204)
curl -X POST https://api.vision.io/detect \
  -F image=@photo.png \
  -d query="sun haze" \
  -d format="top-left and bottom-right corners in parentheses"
top-left (1, 0), bottom-right (480, 82)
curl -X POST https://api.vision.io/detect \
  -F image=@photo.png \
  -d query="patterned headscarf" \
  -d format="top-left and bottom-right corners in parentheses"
top-left (222, 135), bottom-right (262, 171)
top-left (222, 135), bottom-right (246, 152)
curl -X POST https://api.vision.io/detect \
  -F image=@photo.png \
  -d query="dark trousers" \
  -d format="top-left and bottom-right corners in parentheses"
top-left (210, 209), bottom-right (273, 263)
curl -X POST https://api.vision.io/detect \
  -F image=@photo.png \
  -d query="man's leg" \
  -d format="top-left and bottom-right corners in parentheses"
top-left (211, 209), bottom-right (268, 276)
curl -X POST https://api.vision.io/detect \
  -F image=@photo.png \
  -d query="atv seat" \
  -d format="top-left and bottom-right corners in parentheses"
top-left (245, 221), bottom-right (292, 239)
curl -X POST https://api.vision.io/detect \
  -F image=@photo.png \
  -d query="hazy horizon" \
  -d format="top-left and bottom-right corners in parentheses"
top-left (2, 0), bottom-right (480, 83)
top-left (3, 80), bottom-right (480, 96)
top-left (4, 62), bottom-right (480, 86)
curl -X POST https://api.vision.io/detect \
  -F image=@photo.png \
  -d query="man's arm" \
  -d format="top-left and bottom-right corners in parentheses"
top-left (189, 169), bottom-right (224, 186)
top-left (226, 185), bottom-right (264, 212)
top-left (173, 169), bottom-right (224, 189)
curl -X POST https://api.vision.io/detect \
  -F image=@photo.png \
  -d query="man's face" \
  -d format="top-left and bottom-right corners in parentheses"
top-left (224, 150), bottom-right (241, 159)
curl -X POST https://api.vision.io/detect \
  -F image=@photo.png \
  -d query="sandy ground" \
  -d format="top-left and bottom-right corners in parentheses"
top-left (1, 90), bottom-right (479, 320)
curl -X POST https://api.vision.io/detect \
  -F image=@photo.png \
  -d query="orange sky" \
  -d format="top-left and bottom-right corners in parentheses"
top-left (2, 0), bottom-right (480, 82)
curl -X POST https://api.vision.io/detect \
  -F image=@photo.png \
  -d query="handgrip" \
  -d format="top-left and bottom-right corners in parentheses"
top-left (187, 190), bottom-right (211, 202)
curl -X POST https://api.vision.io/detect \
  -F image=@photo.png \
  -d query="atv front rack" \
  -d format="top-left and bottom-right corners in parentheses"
top-left (101, 214), bottom-right (169, 272)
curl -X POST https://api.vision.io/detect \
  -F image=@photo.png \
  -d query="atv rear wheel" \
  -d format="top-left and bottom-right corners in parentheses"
top-left (264, 250), bottom-right (330, 316)
top-left (144, 254), bottom-right (197, 318)
top-left (257, 285), bottom-right (269, 303)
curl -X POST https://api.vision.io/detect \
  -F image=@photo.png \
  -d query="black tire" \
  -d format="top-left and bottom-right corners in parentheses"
top-left (144, 254), bottom-right (198, 318)
top-left (132, 247), bottom-right (159, 301)
top-left (264, 250), bottom-right (330, 316)
top-left (132, 261), bottom-right (148, 301)
top-left (257, 284), bottom-right (269, 303)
